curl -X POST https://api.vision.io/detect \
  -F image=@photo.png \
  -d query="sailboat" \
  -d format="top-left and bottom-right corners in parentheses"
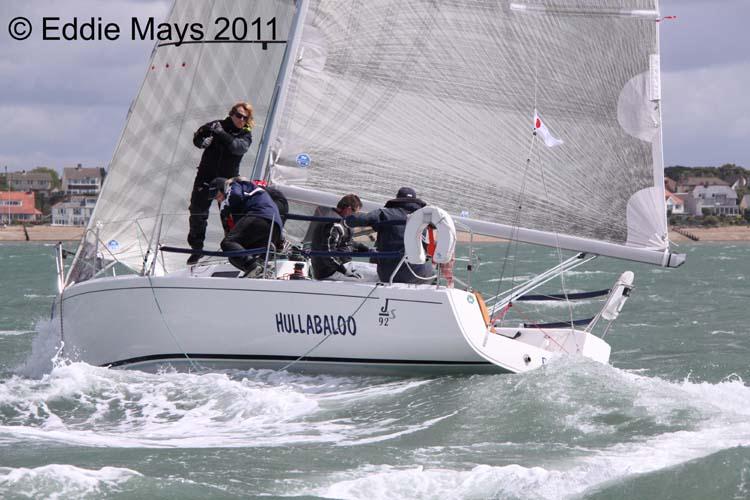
top-left (52, 0), bottom-right (684, 374)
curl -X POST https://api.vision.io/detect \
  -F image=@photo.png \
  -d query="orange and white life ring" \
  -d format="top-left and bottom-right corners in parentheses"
top-left (404, 206), bottom-right (456, 264)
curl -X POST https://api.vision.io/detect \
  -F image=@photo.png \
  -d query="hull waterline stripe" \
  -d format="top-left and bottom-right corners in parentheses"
top-left (104, 353), bottom-right (492, 368)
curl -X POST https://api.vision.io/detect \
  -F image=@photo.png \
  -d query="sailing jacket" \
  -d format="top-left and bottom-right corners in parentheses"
top-left (309, 206), bottom-right (369, 279)
top-left (219, 179), bottom-right (283, 233)
top-left (193, 117), bottom-right (252, 183)
top-left (346, 198), bottom-right (426, 253)
top-left (345, 197), bottom-right (432, 283)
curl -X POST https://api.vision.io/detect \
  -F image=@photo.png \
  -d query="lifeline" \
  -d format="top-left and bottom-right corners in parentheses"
top-left (275, 313), bottom-right (357, 336)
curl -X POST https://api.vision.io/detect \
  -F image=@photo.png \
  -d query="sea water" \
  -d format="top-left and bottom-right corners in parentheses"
top-left (1, 241), bottom-right (749, 499)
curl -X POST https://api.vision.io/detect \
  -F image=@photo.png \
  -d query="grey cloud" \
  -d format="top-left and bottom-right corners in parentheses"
top-left (659, 0), bottom-right (750, 72)
top-left (0, 0), bottom-right (748, 172)
top-left (0, 0), bottom-right (169, 170)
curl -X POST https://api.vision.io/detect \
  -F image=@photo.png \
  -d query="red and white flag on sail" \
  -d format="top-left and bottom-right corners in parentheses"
top-left (533, 109), bottom-right (563, 148)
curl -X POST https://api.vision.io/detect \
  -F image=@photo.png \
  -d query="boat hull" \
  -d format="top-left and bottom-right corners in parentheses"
top-left (56, 268), bottom-right (610, 375)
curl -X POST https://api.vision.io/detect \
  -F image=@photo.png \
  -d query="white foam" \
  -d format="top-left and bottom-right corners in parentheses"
top-left (303, 365), bottom-right (750, 499)
top-left (14, 318), bottom-right (63, 378)
top-left (311, 419), bottom-right (750, 500)
top-left (0, 363), bottom-right (449, 449)
top-left (0, 464), bottom-right (140, 500)
top-left (0, 330), bottom-right (32, 336)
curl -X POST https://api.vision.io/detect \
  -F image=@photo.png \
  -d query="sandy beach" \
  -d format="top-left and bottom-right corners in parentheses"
top-left (0, 225), bottom-right (85, 242)
top-left (1, 225), bottom-right (749, 243)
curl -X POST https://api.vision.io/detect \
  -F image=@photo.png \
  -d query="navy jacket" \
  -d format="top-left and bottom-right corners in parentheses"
top-left (346, 198), bottom-right (426, 254)
top-left (193, 117), bottom-right (252, 183)
top-left (220, 179), bottom-right (283, 231)
top-left (346, 197), bottom-right (434, 283)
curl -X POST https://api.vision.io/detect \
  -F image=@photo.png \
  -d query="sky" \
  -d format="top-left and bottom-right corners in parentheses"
top-left (0, 0), bottom-right (748, 174)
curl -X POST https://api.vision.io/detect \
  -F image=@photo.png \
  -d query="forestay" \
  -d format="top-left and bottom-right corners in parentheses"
top-left (271, 0), bottom-right (675, 265)
top-left (69, 0), bottom-right (295, 280)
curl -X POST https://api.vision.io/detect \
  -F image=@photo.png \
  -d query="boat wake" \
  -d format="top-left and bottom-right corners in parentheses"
top-left (4, 343), bottom-right (750, 498)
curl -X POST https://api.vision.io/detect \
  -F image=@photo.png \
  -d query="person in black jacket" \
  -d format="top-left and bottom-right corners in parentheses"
top-left (308, 194), bottom-right (369, 280)
top-left (209, 176), bottom-right (284, 276)
top-left (186, 102), bottom-right (254, 265)
top-left (345, 187), bottom-right (434, 283)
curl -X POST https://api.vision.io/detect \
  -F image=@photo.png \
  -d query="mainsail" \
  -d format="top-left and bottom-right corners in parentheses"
top-left (271, 0), bottom-right (680, 266)
top-left (69, 0), bottom-right (295, 279)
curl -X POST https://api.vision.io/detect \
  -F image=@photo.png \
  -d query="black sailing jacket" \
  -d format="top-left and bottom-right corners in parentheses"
top-left (192, 117), bottom-right (252, 184)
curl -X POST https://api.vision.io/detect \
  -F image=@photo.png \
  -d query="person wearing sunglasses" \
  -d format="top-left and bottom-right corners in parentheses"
top-left (187, 101), bottom-right (254, 265)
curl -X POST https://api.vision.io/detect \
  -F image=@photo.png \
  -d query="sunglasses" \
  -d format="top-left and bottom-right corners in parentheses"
top-left (233, 110), bottom-right (249, 121)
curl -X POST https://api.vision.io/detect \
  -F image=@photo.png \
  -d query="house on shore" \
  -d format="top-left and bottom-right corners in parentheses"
top-left (684, 185), bottom-right (740, 216)
top-left (6, 171), bottom-right (54, 195)
top-left (676, 176), bottom-right (729, 193)
top-left (51, 197), bottom-right (97, 226)
top-left (665, 191), bottom-right (686, 215)
top-left (62, 164), bottom-right (105, 196)
top-left (0, 191), bottom-right (43, 225)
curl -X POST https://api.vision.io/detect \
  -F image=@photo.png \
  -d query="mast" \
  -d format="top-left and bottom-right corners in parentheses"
top-left (252, 0), bottom-right (310, 181)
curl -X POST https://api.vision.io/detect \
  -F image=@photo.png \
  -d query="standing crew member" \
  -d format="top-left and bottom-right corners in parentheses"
top-left (187, 102), bottom-right (254, 265)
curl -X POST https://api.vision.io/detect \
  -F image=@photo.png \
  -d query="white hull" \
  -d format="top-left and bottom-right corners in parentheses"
top-left (56, 264), bottom-right (610, 375)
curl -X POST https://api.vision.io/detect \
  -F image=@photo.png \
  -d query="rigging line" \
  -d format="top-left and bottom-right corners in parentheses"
top-left (145, 272), bottom-right (203, 372)
top-left (511, 306), bottom-right (570, 354)
top-left (535, 149), bottom-right (580, 351)
top-left (489, 59), bottom-right (540, 318)
top-left (279, 282), bottom-right (382, 372)
top-left (490, 131), bottom-right (536, 325)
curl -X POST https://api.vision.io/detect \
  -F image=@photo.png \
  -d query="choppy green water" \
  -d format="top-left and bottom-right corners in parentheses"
top-left (1, 241), bottom-right (749, 499)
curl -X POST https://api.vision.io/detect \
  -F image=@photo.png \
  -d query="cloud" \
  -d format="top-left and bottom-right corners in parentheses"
top-left (659, 0), bottom-right (750, 72)
top-left (662, 60), bottom-right (750, 168)
top-left (0, 0), bottom-right (170, 170)
top-left (0, 0), bottom-right (748, 172)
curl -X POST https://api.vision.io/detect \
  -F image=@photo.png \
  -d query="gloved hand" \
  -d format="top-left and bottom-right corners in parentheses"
top-left (200, 136), bottom-right (214, 148)
top-left (209, 121), bottom-right (224, 134)
top-left (341, 262), bottom-right (362, 279)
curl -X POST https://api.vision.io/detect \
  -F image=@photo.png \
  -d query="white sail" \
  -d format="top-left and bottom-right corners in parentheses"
top-left (271, 0), bottom-right (673, 264)
top-left (70, 0), bottom-right (295, 278)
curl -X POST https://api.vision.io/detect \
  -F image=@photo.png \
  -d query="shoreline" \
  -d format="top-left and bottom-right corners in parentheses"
top-left (2, 225), bottom-right (750, 243)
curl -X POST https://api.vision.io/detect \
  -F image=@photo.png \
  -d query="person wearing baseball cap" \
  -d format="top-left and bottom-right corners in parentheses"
top-left (345, 187), bottom-right (433, 283)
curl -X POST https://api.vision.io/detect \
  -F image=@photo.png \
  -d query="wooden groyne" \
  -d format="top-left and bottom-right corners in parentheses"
top-left (673, 227), bottom-right (700, 241)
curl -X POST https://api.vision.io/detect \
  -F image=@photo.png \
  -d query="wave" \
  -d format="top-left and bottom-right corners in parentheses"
top-left (298, 361), bottom-right (750, 499)
top-left (0, 362), bottom-right (449, 449)
top-left (0, 465), bottom-right (140, 499)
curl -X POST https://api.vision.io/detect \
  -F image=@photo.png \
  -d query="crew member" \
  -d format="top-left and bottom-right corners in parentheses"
top-left (187, 102), bottom-right (254, 265)
top-left (345, 187), bottom-right (434, 283)
top-left (209, 176), bottom-right (283, 277)
top-left (308, 194), bottom-right (369, 280)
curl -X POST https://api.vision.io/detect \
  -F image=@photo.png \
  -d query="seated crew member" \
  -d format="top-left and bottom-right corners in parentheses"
top-left (345, 187), bottom-right (434, 284)
top-left (309, 194), bottom-right (370, 281)
top-left (209, 176), bottom-right (284, 277)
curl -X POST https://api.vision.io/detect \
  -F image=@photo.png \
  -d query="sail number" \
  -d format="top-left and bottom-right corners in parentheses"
top-left (214, 17), bottom-right (276, 42)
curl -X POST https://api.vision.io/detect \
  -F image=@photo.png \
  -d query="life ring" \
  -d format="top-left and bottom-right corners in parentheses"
top-left (404, 206), bottom-right (456, 264)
